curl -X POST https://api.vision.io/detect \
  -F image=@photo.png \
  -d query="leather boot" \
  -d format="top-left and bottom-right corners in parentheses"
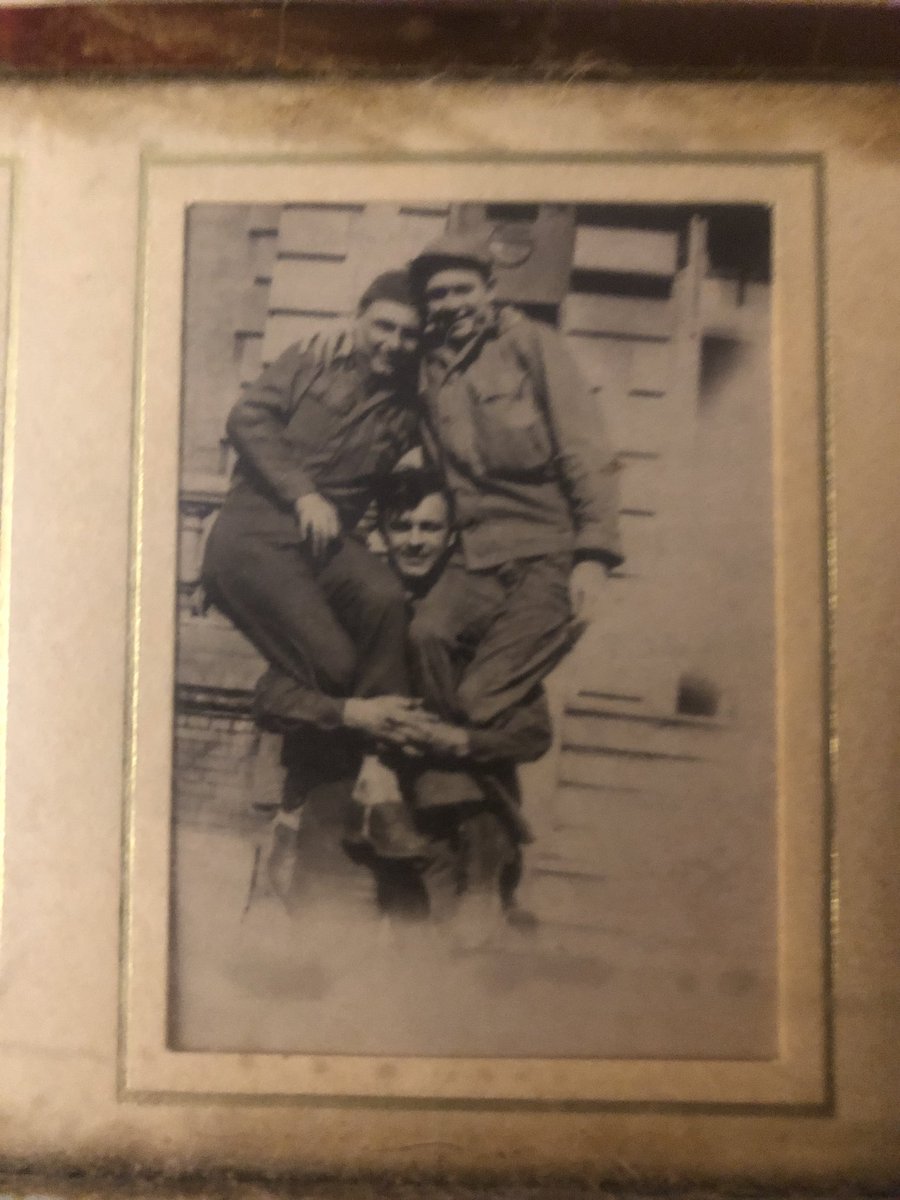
top-left (367, 801), bottom-right (432, 861)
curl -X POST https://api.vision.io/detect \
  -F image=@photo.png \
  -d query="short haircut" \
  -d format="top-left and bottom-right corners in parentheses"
top-left (357, 269), bottom-right (417, 315)
top-left (376, 468), bottom-right (453, 525)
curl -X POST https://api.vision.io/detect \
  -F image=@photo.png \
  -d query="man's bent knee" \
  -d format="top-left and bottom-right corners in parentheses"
top-left (409, 606), bottom-right (456, 651)
top-left (357, 563), bottom-right (406, 617)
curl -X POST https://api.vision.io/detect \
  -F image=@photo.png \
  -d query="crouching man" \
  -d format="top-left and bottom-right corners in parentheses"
top-left (369, 470), bottom-right (556, 938)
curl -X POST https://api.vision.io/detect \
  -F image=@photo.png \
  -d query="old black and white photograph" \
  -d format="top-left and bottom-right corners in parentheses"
top-left (166, 196), bottom-right (778, 1064)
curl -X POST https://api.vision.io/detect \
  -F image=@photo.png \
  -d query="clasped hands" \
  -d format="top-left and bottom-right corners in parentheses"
top-left (343, 696), bottom-right (470, 758)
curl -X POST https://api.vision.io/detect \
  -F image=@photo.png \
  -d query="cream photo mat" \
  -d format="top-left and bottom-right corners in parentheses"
top-left (2, 83), bottom-right (898, 1181)
top-left (0, 159), bottom-right (15, 945)
top-left (125, 153), bottom-right (828, 1106)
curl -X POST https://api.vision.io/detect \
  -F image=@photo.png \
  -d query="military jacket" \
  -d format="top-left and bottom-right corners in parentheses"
top-left (218, 343), bottom-right (418, 540)
top-left (419, 310), bottom-right (624, 571)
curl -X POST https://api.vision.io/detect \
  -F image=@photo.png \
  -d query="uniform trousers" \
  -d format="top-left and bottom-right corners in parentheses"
top-left (204, 525), bottom-right (410, 700)
top-left (408, 550), bottom-right (575, 816)
top-left (203, 524), bottom-right (410, 805)
top-left (408, 550), bottom-right (575, 729)
top-left (404, 550), bottom-right (577, 914)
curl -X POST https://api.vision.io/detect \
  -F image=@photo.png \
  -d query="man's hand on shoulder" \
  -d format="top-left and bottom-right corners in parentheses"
top-left (297, 326), bottom-right (355, 368)
top-left (295, 492), bottom-right (340, 557)
top-left (569, 559), bottom-right (608, 625)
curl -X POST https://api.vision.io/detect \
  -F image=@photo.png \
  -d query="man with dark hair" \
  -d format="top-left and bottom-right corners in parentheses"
top-left (356, 469), bottom-right (548, 935)
top-left (374, 467), bottom-right (456, 594)
top-left (403, 230), bottom-right (625, 933)
top-left (202, 269), bottom-right (435, 866)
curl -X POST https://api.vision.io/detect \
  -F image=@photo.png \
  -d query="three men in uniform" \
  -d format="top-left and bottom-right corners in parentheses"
top-left (202, 228), bottom-right (624, 938)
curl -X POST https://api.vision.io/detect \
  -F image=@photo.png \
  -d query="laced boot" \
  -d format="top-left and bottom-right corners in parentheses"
top-left (350, 756), bottom-right (431, 861)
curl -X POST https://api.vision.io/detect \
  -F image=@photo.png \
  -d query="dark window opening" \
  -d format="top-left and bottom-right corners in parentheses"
top-left (514, 301), bottom-right (560, 328)
top-left (700, 334), bottom-right (747, 405)
top-left (574, 204), bottom-right (771, 284)
top-left (486, 203), bottom-right (541, 223)
top-left (677, 673), bottom-right (721, 718)
top-left (570, 268), bottom-right (673, 300)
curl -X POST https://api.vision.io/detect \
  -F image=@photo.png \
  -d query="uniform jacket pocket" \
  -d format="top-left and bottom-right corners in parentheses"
top-left (469, 368), bottom-right (554, 477)
top-left (284, 368), bottom-right (355, 449)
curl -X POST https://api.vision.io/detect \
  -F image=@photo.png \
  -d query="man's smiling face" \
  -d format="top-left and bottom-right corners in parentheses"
top-left (354, 298), bottom-right (421, 380)
top-left (383, 492), bottom-right (453, 582)
top-left (422, 267), bottom-right (494, 349)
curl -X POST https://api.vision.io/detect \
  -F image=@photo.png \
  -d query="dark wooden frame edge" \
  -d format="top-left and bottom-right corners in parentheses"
top-left (0, 1), bottom-right (897, 80)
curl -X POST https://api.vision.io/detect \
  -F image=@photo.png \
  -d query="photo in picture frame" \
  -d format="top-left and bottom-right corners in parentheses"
top-left (4, 79), bottom-right (898, 1184)
top-left (123, 151), bottom-right (829, 1108)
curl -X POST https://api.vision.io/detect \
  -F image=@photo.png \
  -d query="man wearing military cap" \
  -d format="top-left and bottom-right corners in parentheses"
top-left (406, 228), bottom-right (624, 910)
